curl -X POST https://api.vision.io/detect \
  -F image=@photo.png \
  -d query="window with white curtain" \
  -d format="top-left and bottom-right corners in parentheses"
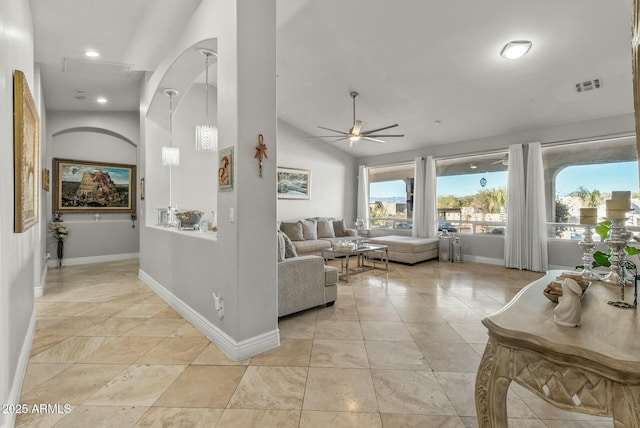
top-left (542, 135), bottom-right (639, 239)
top-left (367, 163), bottom-right (414, 229)
top-left (436, 152), bottom-right (508, 235)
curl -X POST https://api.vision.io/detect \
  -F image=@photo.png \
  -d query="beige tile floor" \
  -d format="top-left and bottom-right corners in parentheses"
top-left (15, 259), bottom-right (616, 427)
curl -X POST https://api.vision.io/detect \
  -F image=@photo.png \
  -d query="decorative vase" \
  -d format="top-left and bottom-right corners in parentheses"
top-left (57, 239), bottom-right (64, 268)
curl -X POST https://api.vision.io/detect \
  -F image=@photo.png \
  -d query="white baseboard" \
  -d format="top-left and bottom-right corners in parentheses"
top-left (47, 252), bottom-right (139, 268)
top-left (2, 310), bottom-right (36, 428)
top-left (138, 269), bottom-right (279, 361)
top-left (34, 264), bottom-right (48, 298)
top-left (549, 264), bottom-right (574, 271)
top-left (463, 255), bottom-right (504, 266)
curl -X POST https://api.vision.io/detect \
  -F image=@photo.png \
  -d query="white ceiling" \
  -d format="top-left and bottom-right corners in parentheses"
top-left (31, 0), bottom-right (634, 157)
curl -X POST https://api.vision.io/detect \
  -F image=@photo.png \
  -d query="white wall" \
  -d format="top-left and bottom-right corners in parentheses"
top-left (140, 0), bottom-right (278, 358)
top-left (359, 113), bottom-right (637, 266)
top-left (45, 112), bottom-right (140, 262)
top-left (277, 120), bottom-right (357, 222)
top-left (0, 1), bottom-right (39, 425)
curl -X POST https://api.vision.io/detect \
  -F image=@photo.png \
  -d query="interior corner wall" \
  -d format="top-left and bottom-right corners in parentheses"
top-left (277, 119), bottom-right (357, 222)
top-left (0, 0), bottom-right (37, 423)
top-left (46, 112), bottom-right (140, 261)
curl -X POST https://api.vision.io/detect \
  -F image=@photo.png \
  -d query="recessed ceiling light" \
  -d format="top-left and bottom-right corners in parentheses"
top-left (96, 97), bottom-right (107, 104)
top-left (470, 163), bottom-right (477, 169)
top-left (500, 41), bottom-right (532, 60)
top-left (84, 50), bottom-right (100, 58)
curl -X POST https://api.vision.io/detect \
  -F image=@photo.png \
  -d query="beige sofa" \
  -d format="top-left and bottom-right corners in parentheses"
top-left (277, 230), bottom-right (338, 317)
top-left (279, 217), bottom-right (358, 256)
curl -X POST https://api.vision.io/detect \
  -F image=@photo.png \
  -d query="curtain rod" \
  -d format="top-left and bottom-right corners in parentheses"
top-left (540, 132), bottom-right (635, 148)
top-left (363, 132), bottom-right (636, 168)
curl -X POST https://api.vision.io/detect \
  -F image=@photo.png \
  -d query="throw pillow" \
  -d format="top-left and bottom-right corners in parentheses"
top-left (316, 218), bottom-right (335, 238)
top-left (300, 219), bottom-right (318, 240)
top-left (333, 219), bottom-right (347, 237)
top-left (280, 221), bottom-right (304, 241)
top-left (281, 232), bottom-right (298, 258)
top-left (276, 230), bottom-right (286, 262)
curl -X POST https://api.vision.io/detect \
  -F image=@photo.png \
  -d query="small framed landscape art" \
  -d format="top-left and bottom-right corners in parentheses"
top-left (53, 158), bottom-right (136, 213)
top-left (218, 147), bottom-right (234, 191)
top-left (277, 167), bottom-right (311, 200)
top-left (14, 69), bottom-right (40, 233)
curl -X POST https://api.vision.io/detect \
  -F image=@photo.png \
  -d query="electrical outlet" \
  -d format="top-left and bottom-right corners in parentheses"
top-left (212, 292), bottom-right (224, 320)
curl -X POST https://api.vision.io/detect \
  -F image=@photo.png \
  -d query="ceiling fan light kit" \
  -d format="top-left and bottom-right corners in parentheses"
top-left (309, 90), bottom-right (404, 147)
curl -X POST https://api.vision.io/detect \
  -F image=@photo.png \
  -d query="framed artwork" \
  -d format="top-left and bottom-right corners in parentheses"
top-left (53, 158), bottom-right (136, 213)
top-left (43, 168), bottom-right (50, 192)
top-left (14, 70), bottom-right (40, 233)
top-left (218, 147), bottom-right (234, 191)
top-left (140, 178), bottom-right (145, 200)
top-left (277, 167), bottom-right (311, 200)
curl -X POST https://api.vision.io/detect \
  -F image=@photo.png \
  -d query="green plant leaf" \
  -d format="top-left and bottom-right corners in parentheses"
top-left (593, 250), bottom-right (611, 267)
top-left (626, 245), bottom-right (640, 256)
top-left (595, 221), bottom-right (611, 240)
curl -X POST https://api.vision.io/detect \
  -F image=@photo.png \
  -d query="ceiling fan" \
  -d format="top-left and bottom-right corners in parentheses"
top-left (309, 91), bottom-right (404, 147)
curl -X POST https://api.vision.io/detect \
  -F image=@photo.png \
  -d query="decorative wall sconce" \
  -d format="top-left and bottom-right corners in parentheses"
top-left (195, 48), bottom-right (218, 152)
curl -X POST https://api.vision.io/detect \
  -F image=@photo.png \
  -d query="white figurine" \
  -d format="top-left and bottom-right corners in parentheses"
top-left (554, 278), bottom-right (583, 327)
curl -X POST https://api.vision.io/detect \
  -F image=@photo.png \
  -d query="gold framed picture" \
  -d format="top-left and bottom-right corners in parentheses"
top-left (43, 168), bottom-right (50, 192)
top-left (53, 158), bottom-right (136, 213)
top-left (14, 70), bottom-right (40, 233)
top-left (218, 147), bottom-right (234, 191)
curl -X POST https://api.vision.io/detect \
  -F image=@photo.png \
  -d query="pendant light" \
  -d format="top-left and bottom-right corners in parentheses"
top-left (195, 48), bottom-right (218, 152)
top-left (162, 88), bottom-right (180, 166)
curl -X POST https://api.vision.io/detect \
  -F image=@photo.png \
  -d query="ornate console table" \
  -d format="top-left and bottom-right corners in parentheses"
top-left (475, 270), bottom-right (640, 427)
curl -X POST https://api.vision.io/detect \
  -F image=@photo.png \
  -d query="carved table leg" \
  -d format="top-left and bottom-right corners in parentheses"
top-left (476, 338), bottom-right (513, 428)
top-left (612, 384), bottom-right (640, 428)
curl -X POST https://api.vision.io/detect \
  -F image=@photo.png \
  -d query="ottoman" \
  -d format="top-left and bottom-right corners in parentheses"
top-left (368, 235), bottom-right (439, 265)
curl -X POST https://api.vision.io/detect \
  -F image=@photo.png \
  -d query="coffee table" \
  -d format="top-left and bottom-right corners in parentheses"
top-left (475, 270), bottom-right (640, 427)
top-left (321, 243), bottom-right (388, 282)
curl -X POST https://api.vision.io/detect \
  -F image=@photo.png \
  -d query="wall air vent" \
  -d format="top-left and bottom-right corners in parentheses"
top-left (576, 79), bottom-right (601, 93)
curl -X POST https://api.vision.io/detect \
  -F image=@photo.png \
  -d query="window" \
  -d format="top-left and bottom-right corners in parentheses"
top-left (543, 136), bottom-right (639, 239)
top-left (436, 152), bottom-right (508, 235)
top-left (368, 163), bottom-right (414, 229)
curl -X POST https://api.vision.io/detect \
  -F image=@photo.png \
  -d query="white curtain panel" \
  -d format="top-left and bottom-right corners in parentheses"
top-left (412, 157), bottom-right (427, 238)
top-left (524, 142), bottom-right (548, 272)
top-left (425, 156), bottom-right (438, 238)
top-left (504, 144), bottom-right (525, 269)
top-left (356, 165), bottom-right (370, 227)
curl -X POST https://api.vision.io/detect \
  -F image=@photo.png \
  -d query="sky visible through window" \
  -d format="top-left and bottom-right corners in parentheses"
top-left (555, 161), bottom-right (639, 196)
top-left (370, 161), bottom-right (639, 201)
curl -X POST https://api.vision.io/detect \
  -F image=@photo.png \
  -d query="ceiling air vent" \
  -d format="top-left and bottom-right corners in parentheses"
top-left (63, 58), bottom-right (133, 76)
top-left (576, 79), bottom-right (601, 93)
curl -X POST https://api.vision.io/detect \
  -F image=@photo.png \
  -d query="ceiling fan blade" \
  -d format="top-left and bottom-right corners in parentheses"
top-left (350, 120), bottom-right (363, 135)
top-left (362, 137), bottom-right (385, 144)
top-left (306, 135), bottom-right (348, 138)
top-left (365, 134), bottom-right (404, 138)
top-left (361, 124), bottom-right (399, 134)
top-left (317, 125), bottom-right (348, 135)
top-left (328, 137), bottom-right (349, 144)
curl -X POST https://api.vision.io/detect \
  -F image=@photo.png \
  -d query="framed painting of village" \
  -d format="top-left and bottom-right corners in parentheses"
top-left (53, 158), bottom-right (136, 213)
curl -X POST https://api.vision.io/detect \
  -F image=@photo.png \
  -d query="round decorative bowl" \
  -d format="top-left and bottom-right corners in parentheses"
top-left (543, 274), bottom-right (590, 303)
